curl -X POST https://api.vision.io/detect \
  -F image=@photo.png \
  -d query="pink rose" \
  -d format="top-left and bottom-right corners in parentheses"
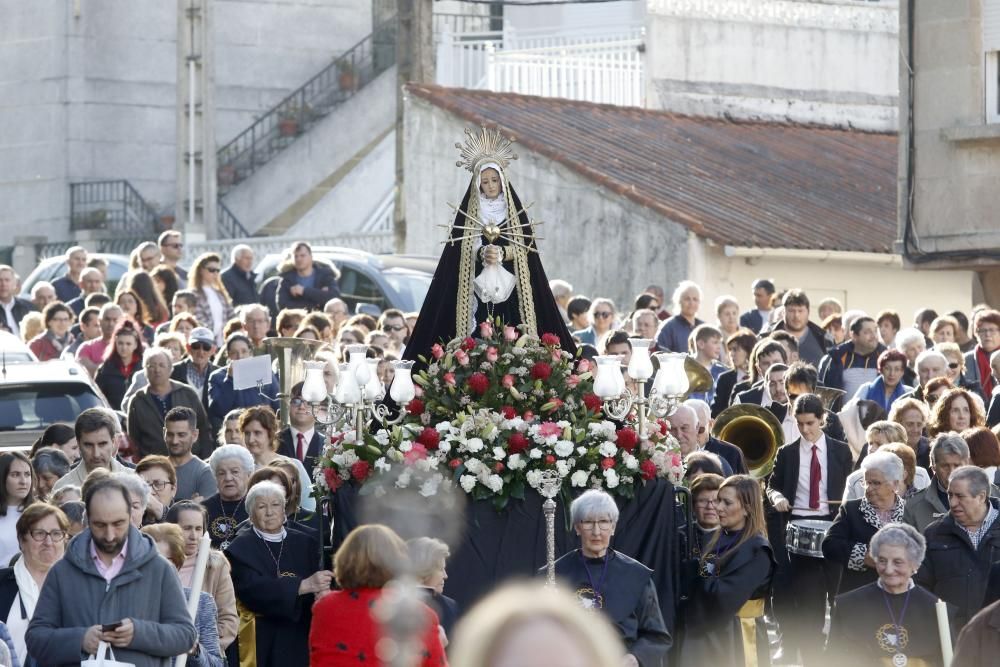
top-left (455, 349), bottom-right (469, 366)
top-left (444, 372), bottom-right (456, 387)
top-left (479, 321), bottom-right (494, 338)
top-left (502, 374), bottom-right (515, 389)
top-left (567, 374), bottom-right (581, 388)
top-left (431, 344), bottom-right (444, 360)
top-left (576, 359), bottom-right (591, 373)
top-left (486, 346), bottom-right (499, 362)
top-left (551, 349), bottom-right (562, 363)
top-left (504, 326), bottom-right (518, 341)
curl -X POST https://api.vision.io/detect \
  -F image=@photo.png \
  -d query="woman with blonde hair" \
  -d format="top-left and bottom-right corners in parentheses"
top-left (190, 252), bottom-right (235, 346)
top-left (679, 474), bottom-right (774, 667)
top-left (448, 582), bottom-right (626, 667)
top-left (309, 525), bottom-right (446, 666)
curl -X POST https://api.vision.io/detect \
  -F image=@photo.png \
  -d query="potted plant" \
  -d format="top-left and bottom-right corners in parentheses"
top-left (218, 164), bottom-right (237, 186)
top-left (338, 60), bottom-right (357, 91)
top-left (278, 104), bottom-right (305, 137)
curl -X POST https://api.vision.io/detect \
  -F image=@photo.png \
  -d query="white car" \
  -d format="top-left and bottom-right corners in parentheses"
top-left (0, 331), bottom-right (38, 364)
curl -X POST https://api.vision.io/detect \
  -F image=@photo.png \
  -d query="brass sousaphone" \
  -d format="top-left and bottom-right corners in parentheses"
top-left (712, 404), bottom-right (784, 479)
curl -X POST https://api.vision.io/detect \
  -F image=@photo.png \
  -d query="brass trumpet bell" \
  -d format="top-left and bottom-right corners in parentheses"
top-left (264, 337), bottom-right (325, 428)
top-left (712, 404), bottom-right (784, 479)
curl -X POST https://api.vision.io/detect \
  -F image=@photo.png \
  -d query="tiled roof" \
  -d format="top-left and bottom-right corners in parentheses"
top-left (407, 85), bottom-right (899, 253)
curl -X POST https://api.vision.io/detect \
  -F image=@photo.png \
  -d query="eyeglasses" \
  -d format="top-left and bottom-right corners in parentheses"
top-left (578, 519), bottom-right (614, 532)
top-left (977, 327), bottom-right (999, 336)
top-left (383, 325), bottom-right (407, 332)
top-left (146, 480), bottom-right (175, 491)
top-left (593, 312), bottom-right (613, 320)
top-left (694, 498), bottom-right (717, 508)
top-left (290, 398), bottom-right (307, 407)
top-left (205, 267), bottom-right (221, 274)
top-left (190, 341), bottom-right (213, 351)
top-left (28, 529), bottom-right (67, 543)
top-left (163, 243), bottom-right (183, 249)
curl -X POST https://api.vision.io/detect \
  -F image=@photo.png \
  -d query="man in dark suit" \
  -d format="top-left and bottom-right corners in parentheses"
top-left (738, 278), bottom-right (775, 334)
top-left (684, 398), bottom-right (748, 475)
top-left (0, 265), bottom-right (36, 338)
top-left (277, 382), bottom-right (324, 477)
top-left (170, 327), bottom-right (218, 411)
top-left (766, 393), bottom-right (853, 666)
top-left (220, 245), bottom-right (259, 307)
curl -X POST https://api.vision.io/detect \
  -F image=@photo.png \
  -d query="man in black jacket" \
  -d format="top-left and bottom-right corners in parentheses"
top-left (276, 382), bottom-right (324, 477)
top-left (220, 244), bottom-right (259, 307)
top-left (171, 327), bottom-right (218, 410)
top-left (276, 242), bottom-right (340, 312)
top-left (0, 265), bottom-right (35, 338)
top-left (916, 465), bottom-right (1000, 629)
top-left (767, 288), bottom-right (828, 366)
top-left (766, 393), bottom-right (853, 666)
top-left (684, 398), bottom-right (747, 475)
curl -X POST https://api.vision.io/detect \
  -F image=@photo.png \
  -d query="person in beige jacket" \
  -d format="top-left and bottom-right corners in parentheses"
top-left (167, 500), bottom-right (239, 652)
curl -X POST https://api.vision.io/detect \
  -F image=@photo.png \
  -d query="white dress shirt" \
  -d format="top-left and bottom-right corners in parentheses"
top-left (0, 300), bottom-right (19, 338)
top-left (794, 434), bottom-right (830, 517)
top-left (289, 426), bottom-right (315, 462)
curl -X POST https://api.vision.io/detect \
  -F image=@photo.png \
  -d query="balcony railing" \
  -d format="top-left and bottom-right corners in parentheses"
top-left (69, 180), bottom-right (163, 237)
top-left (216, 17), bottom-right (398, 194)
top-left (217, 199), bottom-right (250, 238)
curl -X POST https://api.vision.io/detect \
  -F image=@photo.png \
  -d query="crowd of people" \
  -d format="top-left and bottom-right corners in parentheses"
top-left (2, 233), bottom-right (1000, 665)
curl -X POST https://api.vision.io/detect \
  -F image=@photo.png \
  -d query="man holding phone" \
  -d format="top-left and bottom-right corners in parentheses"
top-left (25, 477), bottom-right (196, 666)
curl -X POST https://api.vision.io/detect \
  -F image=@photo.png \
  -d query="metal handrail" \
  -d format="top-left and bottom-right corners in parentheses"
top-left (217, 199), bottom-right (250, 238)
top-left (69, 180), bottom-right (163, 236)
top-left (216, 16), bottom-right (398, 194)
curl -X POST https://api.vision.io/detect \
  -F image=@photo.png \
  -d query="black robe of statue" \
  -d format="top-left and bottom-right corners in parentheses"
top-left (550, 549), bottom-right (671, 667)
top-left (202, 493), bottom-right (249, 549)
top-left (678, 534), bottom-right (775, 667)
top-left (404, 178), bottom-right (575, 369)
top-left (827, 582), bottom-right (952, 667)
top-left (225, 528), bottom-right (320, 667)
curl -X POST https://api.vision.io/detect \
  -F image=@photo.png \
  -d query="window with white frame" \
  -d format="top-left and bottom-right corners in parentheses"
top-left (986, 0), bottom-right (1000, 122)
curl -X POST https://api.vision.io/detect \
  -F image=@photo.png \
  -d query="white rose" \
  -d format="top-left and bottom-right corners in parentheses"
top-left (603, 468), bottom-right (620, 488)
top-left (465, 438), bottom-right (485, 453)
top-left (554, 440), bottom-right (574, 457)
top-left (571, 470), bottom-right (589, 487)
top-left (460, 475), bottom-right (477, 493)
top-left (493, 447), bottom-right (507, 460)
top-left (529, 448), bottom-right (543, 460)
top-left (598, 441), bottom-right (617, 458)
top-left (487, 475), bottom-right (504, 492)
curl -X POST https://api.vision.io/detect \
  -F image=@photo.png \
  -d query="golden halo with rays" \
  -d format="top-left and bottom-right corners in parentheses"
top-left (455, 126), bottom-right (518, 173)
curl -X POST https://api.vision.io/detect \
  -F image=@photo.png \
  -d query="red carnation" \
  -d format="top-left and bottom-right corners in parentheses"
top-left (500, 405), bottom-right (517, 420)
top-left (350, 461), bottom-right (371, 481)
top-left (582, 393), bottom-right (603, 413)
top-left (640, 459), bottom-right (657, 481)
top-left (494, 462), bottom-right (505, 473)
top-left (508, 432), bottom-right (530, 454)
top-left (467, 372), bottom-right (490, 396)
top-left (323, 467), bottom-right (343, 491)
top-left (417, 427), bottom-right (441, 450)
top-left (616, 427), bottom-right (639, 453)
top-left (601, 457), bottom-right (616, 470)
top-left (462, 337), bottom-right (476, 351)
top-left (406, 398), bottom-right (425, 415)
top-left (541, 333), bottom-right (561, 347)
top-left (531, 362), bottom-right (553, 381)
top-left (545, 455), bottom-right (557, 465)
top-left (449, 458), bottom-right (462, 469)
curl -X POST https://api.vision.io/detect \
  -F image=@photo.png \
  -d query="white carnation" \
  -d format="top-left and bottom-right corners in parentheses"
top-left (459, 475), bottom-right (477, 493)
top-left (465, 437), bottom-right (485, 453)
top-left (398, 441), bottom-right (413, 453)
top-left (571, 470), bottom-right (589, 487)
top-left (598, 441), bottom-right (618, 458)
top-left (487, 474), bottom-right (504, 492)
top-left (577, 446), bottom-right (587, 455)
top-left (525, 470), bottom-right (543, 489)
top-left (464, 459), bottom-right (483, 474)
top-left (554, 440), bottom-right (575, 457)
top-left (529, 448), bottom-right (543, 459)
top-left (373, 430), bottom-right (390, 446)
top-left (555, 460), bottom-right (570, 477)
top-left (603, 468), bottom-right (620, 489)
top-left (493, 447), bottom-right (507, 460)
top-left (507, 453), bottom-right (526, 470)
top-left (623, 454), bottom-right (639, 471)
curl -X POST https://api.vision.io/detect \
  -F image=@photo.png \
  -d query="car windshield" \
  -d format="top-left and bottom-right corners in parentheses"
top-left (382, 272), bottom-right (432, 312)
top-left (0, 352), bottom-right (35, 364)
top-left (0, 383), bottom-right (104, 431)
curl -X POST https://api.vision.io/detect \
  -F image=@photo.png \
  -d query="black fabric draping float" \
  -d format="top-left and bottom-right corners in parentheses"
top-left (330, 478), bottom-right (678, 632)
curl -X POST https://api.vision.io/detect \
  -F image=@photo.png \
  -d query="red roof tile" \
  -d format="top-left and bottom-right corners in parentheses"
top-left (407, 84), bottom-right (898, 253)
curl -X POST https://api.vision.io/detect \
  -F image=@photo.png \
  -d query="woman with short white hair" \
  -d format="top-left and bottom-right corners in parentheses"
top-left (828, 523), bottom-right (949, 665)
top-left (408, 536), bottom-right (460, 637)
top-left (550, 489), bottom-right (670, 667)
top-left (202, 444), bottom-right (254, 549)
top-left (823, 450), bottom-right (906, 594)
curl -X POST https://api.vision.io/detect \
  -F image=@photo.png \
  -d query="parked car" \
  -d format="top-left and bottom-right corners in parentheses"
top-left (0, 360), bottom-right (109, 449)
top-left (0, 332), bottom-right (38, 364)
top-left (19, 252), bottom-right (130, 300)
top-left (254, 247), bottom-right (435, 314)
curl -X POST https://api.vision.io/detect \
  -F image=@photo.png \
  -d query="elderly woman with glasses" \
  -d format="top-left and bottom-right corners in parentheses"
top-left (0, 503), bottom-right (70, 666)
top-left (549, 489), bottom-right (670, 667)
top-left (827, 523), bottom-right (951, 666)
top-left (824, 451), bottom-right (906, 595)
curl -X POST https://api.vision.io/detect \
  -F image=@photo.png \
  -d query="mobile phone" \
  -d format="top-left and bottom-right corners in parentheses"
top-left (101, 622), bottom-right (122, 632)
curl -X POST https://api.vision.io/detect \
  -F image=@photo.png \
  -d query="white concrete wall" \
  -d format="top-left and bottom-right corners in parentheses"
top-left (646, 0), bottom-right (898, 130)
top-left (403, 96), bottom-right (690, 309)
top-left (688, 238), bottom-right (976, 325)
top-left (505, 1), bottom-right (644, 32)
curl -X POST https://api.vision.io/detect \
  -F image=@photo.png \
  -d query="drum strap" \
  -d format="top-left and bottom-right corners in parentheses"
top-left (737, 598), bottom-right (765, 667)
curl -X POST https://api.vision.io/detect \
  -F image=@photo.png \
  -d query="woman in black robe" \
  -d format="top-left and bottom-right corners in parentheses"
top-left (202, 444), bottom-right (253, 549)
top-left (827, 523), bottom-right (953, 667)
top-left (404, 128), bottom-right (575, 367)
top-left (225, 480), bottom-right (333, 666)
top-left (550, 489), bottom-right (671, 667)
top-left (680, 475), bottom-right (775, 667)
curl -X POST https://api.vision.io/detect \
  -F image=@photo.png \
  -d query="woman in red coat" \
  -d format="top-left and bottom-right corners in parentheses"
top-left (309, 525), bottom-right (447, 667)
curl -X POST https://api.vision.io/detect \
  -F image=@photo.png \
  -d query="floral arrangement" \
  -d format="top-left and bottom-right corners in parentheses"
top-left (313, 321), bottom-right (683, 507)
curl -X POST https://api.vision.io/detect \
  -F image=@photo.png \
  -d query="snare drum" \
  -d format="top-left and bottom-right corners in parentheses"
top-left (785, 519), bottom-right (832, 558)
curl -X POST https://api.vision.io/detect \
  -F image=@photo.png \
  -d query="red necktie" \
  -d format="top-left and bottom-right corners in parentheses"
top-left (296, 432), bottom-right (305, 461)
top-left (809, 444), bottom-right (821, 510)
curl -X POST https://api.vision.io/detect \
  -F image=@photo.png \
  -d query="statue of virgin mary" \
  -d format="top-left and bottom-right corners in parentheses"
top-left (404, 127), bottom-right (576, 366)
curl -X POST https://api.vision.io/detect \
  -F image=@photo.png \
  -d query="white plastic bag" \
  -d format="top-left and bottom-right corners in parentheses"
top-left (81, 641), bottom-right (136, 667)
